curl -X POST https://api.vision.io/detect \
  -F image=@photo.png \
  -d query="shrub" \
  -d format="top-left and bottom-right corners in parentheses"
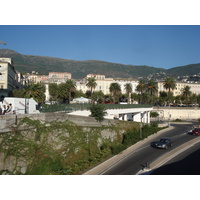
top-left (150, 111), bottom-right (159, 117)
top-left (89, 103), bottom-right (107, 122)
top-left (110, 143), bottom-right (126, 155)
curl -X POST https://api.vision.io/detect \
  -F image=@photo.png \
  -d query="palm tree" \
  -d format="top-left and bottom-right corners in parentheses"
top-left (163, 77), bottom-right (176, 94)
top-left (25, 83), bottom-right (46, 104)
top-left (66, 79), bottom-right (76, 103)
top-left (109, 83), bottom-right (121, 104)
top-left (58, 82), bottom-right (69, 103)
top-left (49, 83), bottom-right (59, 102)
top-left (86, 77), bottom-right (97, 96)
top-left (124, 83), bottom-right (132, 104)
top-left (146, 80), bottom-right (157, 104)
top-left (182, 85), bottom-right (191, 106)
top-left (136, 80), bottom-right (146, 104)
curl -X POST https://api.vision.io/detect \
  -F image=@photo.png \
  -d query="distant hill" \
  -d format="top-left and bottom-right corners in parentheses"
top-left (0, 49), bottom-right (199, 79)
top-left (167, 64), bottom-right (200, 77)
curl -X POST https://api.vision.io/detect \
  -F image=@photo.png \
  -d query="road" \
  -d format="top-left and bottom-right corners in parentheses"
top-left (101, 122), bottom-right (199, 175)
top-left (150, 140), bottom-right (200, 175)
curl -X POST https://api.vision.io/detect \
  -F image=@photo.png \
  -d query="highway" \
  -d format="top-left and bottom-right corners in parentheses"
top-left (150, 140), bottom-right (200, 175)
top-left (101, 122), bottom-right (199, 175)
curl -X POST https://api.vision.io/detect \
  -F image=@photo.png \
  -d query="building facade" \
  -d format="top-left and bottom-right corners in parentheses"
top-left (0, 58), bottom-right (19, 100)
top-left (157, 81), bottom-right (200, 96)
top-left (76, 74), bottom-right (138, 95)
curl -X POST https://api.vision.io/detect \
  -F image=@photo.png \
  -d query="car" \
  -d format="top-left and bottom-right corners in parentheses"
top-left (192, 128), bottom-right (200, 136)
top-left (150, 138), bottom-right (172, 149)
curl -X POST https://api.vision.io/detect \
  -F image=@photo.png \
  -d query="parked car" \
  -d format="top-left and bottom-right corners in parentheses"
top-left (192, 128), bottom-right (200, 136)
top-left (150, 138), bottom-right (172, 149)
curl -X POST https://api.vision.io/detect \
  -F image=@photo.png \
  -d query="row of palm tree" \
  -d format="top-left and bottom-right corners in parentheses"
top-left (12, 76), bottom-right (200, 106)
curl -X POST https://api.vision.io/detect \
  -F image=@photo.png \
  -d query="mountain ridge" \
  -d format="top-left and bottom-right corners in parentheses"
top-left (0, 49), bottom-right (199, 79)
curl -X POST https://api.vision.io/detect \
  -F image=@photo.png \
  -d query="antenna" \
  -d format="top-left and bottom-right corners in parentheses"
top-left (0, 40), bottom-right (7, 45)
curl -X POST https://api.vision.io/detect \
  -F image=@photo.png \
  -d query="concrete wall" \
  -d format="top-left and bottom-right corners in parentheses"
top-left (153, 107), bottom-right (200, 121)
top-left (0, 112), bottom-right (119, 133)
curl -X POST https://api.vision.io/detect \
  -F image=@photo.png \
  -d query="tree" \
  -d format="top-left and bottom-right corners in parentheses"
top-left (136, 80), bottom-right (146, 104)
top-left (124, 83), bottom-right (132, 104)
top-left (92, 91), bottom-right (105, 103)
top-left (182, 85), bottom-right (192, 106)
top-left (163, 77), bottom-right (176, 94)
top-left (86, 77), bottom-right (97, 96)
top-left (109, 83), bottom-right (121, 104)
top-left (89, 104), bottom-right (107, 122)
top-left (49, 83), bottom-right (59, 102)
top-left (58, 83), bottom-right (68, 103)
top-left (25, 83), bottom-right (46, 103)
top-left (146, 80), bottom-right (157, 104)
top-left (65, 79), bottom-right (76, 103)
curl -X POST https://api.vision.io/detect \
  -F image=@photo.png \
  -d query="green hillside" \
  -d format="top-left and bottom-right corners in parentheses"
top-left (0, 49), bottom-right (199, 79)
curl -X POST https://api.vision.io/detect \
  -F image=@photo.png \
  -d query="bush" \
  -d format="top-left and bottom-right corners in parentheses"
top-left (89, 103), bottom-right (107, 122)
top-left (150, 111), bottom-right (159, 117)
top-left (110, 143), bottom-right (126, 155)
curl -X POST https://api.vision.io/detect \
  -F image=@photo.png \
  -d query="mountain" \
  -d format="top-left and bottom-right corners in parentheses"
top-left (0, 49), bottom-right (199, 79)
top-left (167, 64), bottom-right (200, 77)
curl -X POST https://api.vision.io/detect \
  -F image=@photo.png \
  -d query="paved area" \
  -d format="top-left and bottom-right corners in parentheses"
top-left (137, 135), bottom-right (200, 175)
top-left (83, 126), bottom-right (174, 175)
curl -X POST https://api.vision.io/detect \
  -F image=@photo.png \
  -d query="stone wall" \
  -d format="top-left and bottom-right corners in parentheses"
top-left (0, 112), bottom-right (118, 133)
top-left (0, 112), bottom-right (125, 173)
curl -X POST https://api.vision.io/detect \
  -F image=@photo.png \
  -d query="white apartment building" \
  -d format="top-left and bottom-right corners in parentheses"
top-left (113, 78), bottom-right (138, 94)
top-left (157, 81), bottom-right (200, 96)
top-left (76, 74), bottom-right (138, 95)
top-left (0, 58), bottom-right (19, 100)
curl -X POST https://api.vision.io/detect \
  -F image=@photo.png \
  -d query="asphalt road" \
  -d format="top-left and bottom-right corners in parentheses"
top-left (101, 122), bottom-right (199, 175)
top-left (150, 140), bottom-right (200, 175)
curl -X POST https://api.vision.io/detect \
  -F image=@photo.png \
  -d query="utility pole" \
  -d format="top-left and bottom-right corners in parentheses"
top-left (0, 40), bottom-right (7, 45)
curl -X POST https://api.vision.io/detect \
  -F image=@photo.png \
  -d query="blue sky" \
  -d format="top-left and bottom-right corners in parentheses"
top-left (1, 25), bottom-right (200, 69)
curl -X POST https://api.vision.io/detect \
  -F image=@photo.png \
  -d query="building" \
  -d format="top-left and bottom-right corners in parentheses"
top-left (76, 74), bottom-right (113, 95)
top-left (157, 81), bottom-right (200, 96)
top-left (25, 72), bottom-right (72, 84)
top-left (48, 72), bottom-right (71, 83)
top-left (113, 78), bottom-right (138, 94)
top-left (0, 58), bottom-right (19, 100)
top-left (76, 74), bottom-right (138, 95)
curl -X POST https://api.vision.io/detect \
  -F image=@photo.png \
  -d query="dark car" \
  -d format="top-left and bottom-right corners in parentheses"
top-left (150, 138), bottom-right (172, 149)
top-left (192, 128), bottom-right (200, 136)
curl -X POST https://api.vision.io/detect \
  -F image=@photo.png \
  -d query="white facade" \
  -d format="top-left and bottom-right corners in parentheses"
top-left (0, 58), bottom-right (19, 100)
top-left (157, 81), bottom-right (200, 96)
top-left (113, 78), bottom-right (138, 94)
top-left (76, 74), bottom-right (138, 95)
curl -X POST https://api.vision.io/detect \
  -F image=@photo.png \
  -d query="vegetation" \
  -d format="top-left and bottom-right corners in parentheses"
top-left (86, 77), bottom-right (97, 95)
top-left (109, 83), bottom-right (121, 104)
top-left (89, 103), bottom-right (107, 122)
top-left (0, 118), bottom-right (163, 175)
top-left (124, 83), bottom-right (132, 104)
top-left (150, 111), bottom-right (159, 118)
top-left (12, 83), bottom-right (45, 104)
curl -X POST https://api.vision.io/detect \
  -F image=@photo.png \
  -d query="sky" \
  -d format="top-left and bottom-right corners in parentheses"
top-left (1, 25), bottom-right (200, 69)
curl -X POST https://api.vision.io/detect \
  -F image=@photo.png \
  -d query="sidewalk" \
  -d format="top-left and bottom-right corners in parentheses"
top-left (83, 125), bottom-right (174, 175)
